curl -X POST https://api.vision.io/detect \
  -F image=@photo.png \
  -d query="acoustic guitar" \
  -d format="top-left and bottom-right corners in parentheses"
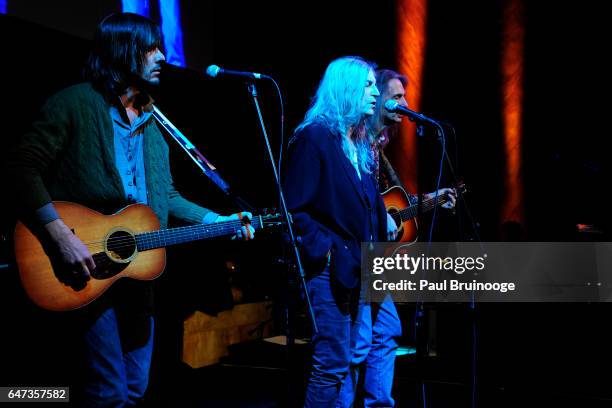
top-left (14, 201), bottom-right (282, 311)
top-left (382, 184), bottom-right (465, 243)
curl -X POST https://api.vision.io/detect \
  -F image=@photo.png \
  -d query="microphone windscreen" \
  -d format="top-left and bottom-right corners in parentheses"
top-left (205, 65), bottom-right (221, 78)
top-left (384, 99), bottom-right (399, 112)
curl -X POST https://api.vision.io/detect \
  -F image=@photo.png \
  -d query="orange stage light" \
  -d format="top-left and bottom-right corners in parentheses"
top-left (501, 0), bottom-right (525, 225)
top-left (393, 0), bottom-right (428, 194)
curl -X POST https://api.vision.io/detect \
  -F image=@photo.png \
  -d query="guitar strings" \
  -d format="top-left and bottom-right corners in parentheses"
top-left (80, 218), bottom-right (278, 251)
top-left (78, 193), bottom-right (451, 253)
top-left (392, 193), bottom-right (450, 222)
top-left (82, 219), bottom-right (253, 249)
top-left (82, 220), bottom-right (275, 252)
top-left (399, 199), bottom-right (444, 217)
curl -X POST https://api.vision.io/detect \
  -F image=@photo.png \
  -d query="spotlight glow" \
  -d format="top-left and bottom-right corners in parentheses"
top-left (394, 0), bottom-right (428, 195)
top-left (501, 0), bottom-right (525, 224)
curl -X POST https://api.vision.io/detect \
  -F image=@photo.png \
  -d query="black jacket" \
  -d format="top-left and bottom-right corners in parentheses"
top-left (283, 124), bottom-right (387, 288)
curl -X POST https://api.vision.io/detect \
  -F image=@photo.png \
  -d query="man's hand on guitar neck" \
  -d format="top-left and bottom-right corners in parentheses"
top-left (44, 218), bottom-right (94, 285)
top-left (213, 212), bottom-right (256, 241)
top-left (424, 188), bottom-right (457, 209)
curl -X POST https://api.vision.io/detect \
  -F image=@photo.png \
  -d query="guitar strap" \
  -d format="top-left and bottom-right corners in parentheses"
top-left (151, 105), bottom-right (231, 195)
top-left (379, 146), bottom-right (406, 191)
top-left (378, 145), bottom-right (419, 206)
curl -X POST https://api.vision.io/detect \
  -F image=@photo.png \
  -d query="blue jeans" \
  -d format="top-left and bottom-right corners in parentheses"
top-left (304, 265), bottom-right (403, 407)
top-left (338, 296), bottom-right (402, 407)
top-left (304, 266), bottom-right (363, 407)
top-left (82, 308), bottom-right (154, 407)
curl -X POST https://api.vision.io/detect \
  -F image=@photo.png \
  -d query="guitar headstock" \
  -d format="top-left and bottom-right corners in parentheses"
top-left (455, 181), bottom-right (468, 196)
top-left (455, 182), bottom-right (468, 194)
top-left (262, 213), bottom-right (284, 226)
top-left (257, 213), bottom-right (287, 229)
top-left (253, 207), bottom-right (293, 228)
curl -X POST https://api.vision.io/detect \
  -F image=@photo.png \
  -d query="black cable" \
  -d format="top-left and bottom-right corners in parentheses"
top-left (427, 123), bottom-right (446, 244)
top-left (269, 78), bottom-right (285, 184)
top-left (416, 122), bottom-right (445, 408)
top-left (440, 122), bottom-right (482, 244)
top-left (440, 122), bottom-right (479, 408)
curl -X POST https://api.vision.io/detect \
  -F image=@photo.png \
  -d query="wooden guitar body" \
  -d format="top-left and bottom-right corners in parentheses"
top-left (14, 201), bottom-right (282, 311)
top-left (14, 202), bottom-right (165, 311)
top-left (382, 186), bottom-right (418, 243)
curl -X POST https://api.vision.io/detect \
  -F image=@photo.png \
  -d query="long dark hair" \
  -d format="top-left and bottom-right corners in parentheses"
top-left (367, 69), bottom-right (408, 146)
top-left (83, 13), bottom-right (162, 95)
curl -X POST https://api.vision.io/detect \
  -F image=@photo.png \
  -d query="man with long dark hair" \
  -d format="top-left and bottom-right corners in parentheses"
top-left (357, 68), bottom-right (456, 406)
top-left (7, 13), bottom-right (252, 406)
top-left (368, 69), bottom-right (458, 198)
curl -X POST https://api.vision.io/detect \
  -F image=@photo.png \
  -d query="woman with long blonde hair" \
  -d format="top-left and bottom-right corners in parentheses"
top-left (284, 56), bottom-right (397, 407)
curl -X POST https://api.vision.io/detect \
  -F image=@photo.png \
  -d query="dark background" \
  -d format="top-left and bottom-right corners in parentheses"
top-left (1, 0), bottom-right (610, 405)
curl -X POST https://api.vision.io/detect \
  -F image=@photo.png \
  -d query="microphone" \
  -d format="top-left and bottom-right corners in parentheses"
top-left (384, 100), bottom-right (439, 125)
top-left (205, 65), bottom-right (270, 80)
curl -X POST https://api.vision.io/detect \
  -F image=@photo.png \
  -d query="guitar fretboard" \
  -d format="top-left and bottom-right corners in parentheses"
top-left (135, 216), bottom-right (262, 251)
top-left (391, 193), bottom-right (451, 223)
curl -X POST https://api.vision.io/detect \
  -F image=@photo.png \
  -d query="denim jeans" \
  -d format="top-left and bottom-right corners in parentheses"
top-left (303, 260), bottom-right (402, 408)
top-left (304, 265), bottom-right (363, 407)
top-left (82, 308), bottom-right (154, 407)
top-left (338, 296), bottom-right (402, 407)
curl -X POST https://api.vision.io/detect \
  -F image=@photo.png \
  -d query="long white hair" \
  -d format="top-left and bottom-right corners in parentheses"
top-left (295, 56), bottom-right (376, 174)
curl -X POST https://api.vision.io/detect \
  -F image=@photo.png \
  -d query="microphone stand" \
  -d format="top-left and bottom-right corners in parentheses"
top-left (244, 81), bottom-right (318, 348)
top-left (412, 117), bottom-right (483, 408)
top-left (411, 119), bottom-right (444, 408)
top-left (152, 106), bottom-right (254, 212)
top-left (432, 120), bottom-right (483, 408)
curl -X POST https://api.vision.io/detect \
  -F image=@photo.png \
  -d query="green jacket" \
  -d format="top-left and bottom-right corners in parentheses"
top-left (7, 82), bottom-right (213, 317)
top-left (7, 82), bottom-right (211, 227)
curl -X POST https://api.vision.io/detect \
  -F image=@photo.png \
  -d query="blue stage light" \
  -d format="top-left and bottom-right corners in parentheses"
top-left (122, 0), bottom-right (186, 68)
top-left (121, 0), bottom-right (150, 16)
top-left (159, 0), bottom-right (186, 67)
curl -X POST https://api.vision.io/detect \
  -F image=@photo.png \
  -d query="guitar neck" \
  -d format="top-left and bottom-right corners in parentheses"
top-left (394, 193), bottom-right (450, 223)
top-left (135, 216), bottom-right (262, 251)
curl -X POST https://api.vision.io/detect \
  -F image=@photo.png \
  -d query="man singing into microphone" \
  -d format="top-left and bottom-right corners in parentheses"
top-left (7, 13), bottom-right (254, 406)
top-left (346, 68), bottom-right (456, 406)
top-left (369, 69), bottom-right (457, 197)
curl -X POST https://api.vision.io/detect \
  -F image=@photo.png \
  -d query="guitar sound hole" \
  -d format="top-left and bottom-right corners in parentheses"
top-left (106, 230), bottom-right (137, 262)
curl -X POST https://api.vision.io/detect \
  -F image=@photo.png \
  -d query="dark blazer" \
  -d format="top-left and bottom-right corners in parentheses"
top-left (283, 123), bottom-right (388, 288)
